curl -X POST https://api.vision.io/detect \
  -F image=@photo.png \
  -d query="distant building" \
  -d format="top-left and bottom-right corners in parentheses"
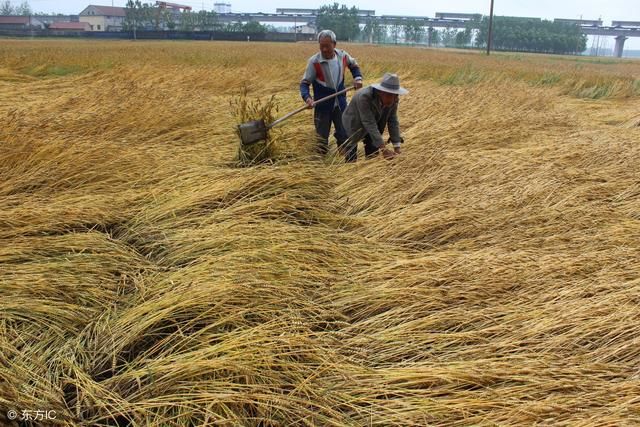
top-left (500, 16), bottom-right (542, 22)
top-left (49, 21), bottom-right (91, 31)
top-left (0, 15), bottom-right (83, 30)
top-left (435, 12), bottom-right (482, 21)
top-left (0, 16), bottom-right (30, 29)
top-left (35, 15), bottom-right (80, 28)
top-left (156, 1), bottom-right (192, 14)
top-left (214, 3), bottom-right (232, 14)
top-left (293, 24), bottom-right (315, 35)
top-left (79, 5), bottom-right (126, 31)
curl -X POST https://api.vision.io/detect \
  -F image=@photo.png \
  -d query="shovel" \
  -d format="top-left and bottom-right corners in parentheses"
top-left (238, 86), bottom-right (355, 146)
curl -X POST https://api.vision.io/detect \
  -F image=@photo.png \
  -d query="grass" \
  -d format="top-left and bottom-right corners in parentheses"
top-left (0, 39), bottom-right (639, 426)
top-left (566, 75), bottom-right (640, 99)
top-left (536, 71), bottom-right (562, 86)
top-left (438, 65), bottom-right (485, 86)
top-left (23, 64), bottom-right (83, 77)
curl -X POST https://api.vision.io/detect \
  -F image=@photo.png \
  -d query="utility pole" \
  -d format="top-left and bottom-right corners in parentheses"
top-left (486, 0), bottom-right (494, 55)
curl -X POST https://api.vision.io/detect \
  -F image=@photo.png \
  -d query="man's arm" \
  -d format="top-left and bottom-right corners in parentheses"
top-left (300, 61), bottom-right (315, 107)
top-left (345, 52), bottom-right (363, 89)
top-left (387, 103), bottom-right (403, 152)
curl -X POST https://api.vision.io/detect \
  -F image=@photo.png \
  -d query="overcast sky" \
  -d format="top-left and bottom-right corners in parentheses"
top-left (25, 0), bottom-right (640, 50)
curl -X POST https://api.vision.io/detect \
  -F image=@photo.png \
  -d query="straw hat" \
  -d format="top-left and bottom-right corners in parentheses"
top-left (371, 73), bottom-right (409, 95)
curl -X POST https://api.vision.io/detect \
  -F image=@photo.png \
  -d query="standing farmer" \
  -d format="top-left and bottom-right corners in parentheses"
top-left (300, 30), bottom-right (363, 158)
top-left (342, 73), bottom-right (408, 162)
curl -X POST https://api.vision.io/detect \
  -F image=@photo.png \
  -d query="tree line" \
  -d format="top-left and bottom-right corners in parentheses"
top-left (123, 0), bottom-right (269, 33)
top-left (474, 16), bottom-right (587, 54)
top-left (1, 0), bottom-right (31, 15)
top-left (316, 3), bottom-right (588, 55)
top-left (358, 18), bottom-right (474, 46)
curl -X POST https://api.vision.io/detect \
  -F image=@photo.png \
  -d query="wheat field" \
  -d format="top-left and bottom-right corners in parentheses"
top-left (1, 39), bottom-right (640, 426)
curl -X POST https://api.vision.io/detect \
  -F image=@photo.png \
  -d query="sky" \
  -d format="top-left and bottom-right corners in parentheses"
top-left (24, 0), bottom-right (640, 50)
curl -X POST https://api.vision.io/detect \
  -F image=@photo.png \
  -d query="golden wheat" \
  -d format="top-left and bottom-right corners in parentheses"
top-left (0, 39), bottom-right (639, 426)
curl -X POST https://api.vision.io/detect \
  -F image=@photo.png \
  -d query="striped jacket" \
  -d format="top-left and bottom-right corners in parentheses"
top-left (299, 49), bottom-right (363, 113)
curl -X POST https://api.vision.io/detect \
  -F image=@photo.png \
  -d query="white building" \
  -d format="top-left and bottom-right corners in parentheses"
top-left (79, 5), bottom-right (126, 32)
top-left (214, 3), bottom-right (231, 14)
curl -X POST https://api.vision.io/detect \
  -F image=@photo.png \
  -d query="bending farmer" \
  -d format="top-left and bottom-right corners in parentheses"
top-left (342, 73), bottom-right (408, 162)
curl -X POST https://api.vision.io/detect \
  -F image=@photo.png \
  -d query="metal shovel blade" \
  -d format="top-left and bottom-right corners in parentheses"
top-left (237, 86), bottom-right (355, 147)
top-left (238, 119), bottom-right (268, 146)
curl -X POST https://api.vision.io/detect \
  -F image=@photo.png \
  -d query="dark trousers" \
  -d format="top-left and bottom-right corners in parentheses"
top-left (344, 108), bottom-right (392, 162)
top-left (314, 106), bottom-right (349, 157)
top-left (343, 132), bottom-right (386, 163)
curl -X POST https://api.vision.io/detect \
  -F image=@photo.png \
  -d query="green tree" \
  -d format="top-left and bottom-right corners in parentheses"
top-left (164, 11), bottom-right (175, 30)
top-left (179, 10), bottom-right (196, 31)
top-left (403, 19), bottom-right (425, 44)
top-left (427, 27), bottom-right (440, 47)
top-left (389, 23), bottom-right (402, 44)
top-left (374, 24), bottom-right (386, 43)
top-left (1, 0), bottom-right (14, 14)
top-left (15, 1), bottom-right (30, 15)
top-left (196, 10), bottom-right (219, 31)
top-left (474, 16), bottom-right (587, 54)
top-left (139, 3), bottom-right (154, 29)
top-left (440, 28), bottom-right (458, 47)
top-left (360, 18), bottom-right (386, 44)
top-left (455, 27), bottom-right (472, 47)
top-left (124, 0), bottom-right (142, 37)
top-left (224, 21), bottom-right (243, 32)
top-left (316, 3), bottom-right (360, 41)
top-left (151, 6), bottom-right (160, 30)
top-left (242, 21), bottom-right (267, 33)
top-left (360, 17), bottom-right (376, 43)
top-left (124, 1), bottom-right (159, 32)
top-left (222, 21), bottom-right (266, 33)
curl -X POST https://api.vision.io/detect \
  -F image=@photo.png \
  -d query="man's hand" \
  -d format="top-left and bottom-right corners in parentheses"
top-left (305, 97), bottom-right (314, 109)
top-left (354, 80), bottom-right (363, 90)
top-left (381, 148), bottom-right (396, 160)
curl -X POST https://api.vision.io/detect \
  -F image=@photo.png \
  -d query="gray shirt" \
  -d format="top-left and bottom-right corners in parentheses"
top-left (327, 56), bottom-right (340, 87)
top-left (342, 86), bottom-right (402, 149)
top-left (327, 56), bottom-right (340, 107)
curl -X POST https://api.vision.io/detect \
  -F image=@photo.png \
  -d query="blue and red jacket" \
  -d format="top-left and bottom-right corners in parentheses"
top-left (300, 49), bottom-right (363, 113)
